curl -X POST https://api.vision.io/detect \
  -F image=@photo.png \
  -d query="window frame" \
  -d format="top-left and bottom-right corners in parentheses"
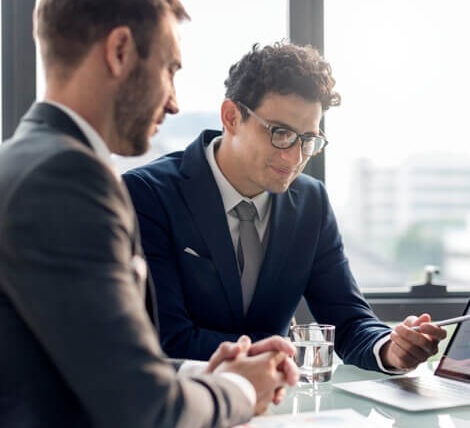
top-left (288, 0), bottom-right (326, 183)
top-left (289, 0), bottom-right (469, 321)
top-left (2, 0), bottom-right (36, 141)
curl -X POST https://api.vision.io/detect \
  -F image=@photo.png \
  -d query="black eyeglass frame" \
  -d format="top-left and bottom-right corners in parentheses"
top-left (236, 101), bottom-right (329, 157)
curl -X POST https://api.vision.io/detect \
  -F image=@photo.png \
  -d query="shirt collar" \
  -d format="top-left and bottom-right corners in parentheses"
top-left (44, 100), bottom-right (112, 167)
top-left (205, 136), bottom-right (271, 221)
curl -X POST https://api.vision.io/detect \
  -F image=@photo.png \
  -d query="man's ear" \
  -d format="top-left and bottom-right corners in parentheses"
top-left (104, 26), bottom-right (137, 78)
top-left (221, 99), bottom-right (241, 136)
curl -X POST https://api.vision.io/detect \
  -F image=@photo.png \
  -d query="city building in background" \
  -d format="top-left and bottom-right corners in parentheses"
top-left (444, 215), bottom-right (470, 288)
top-left (341, 154), bottom-right (470, 289)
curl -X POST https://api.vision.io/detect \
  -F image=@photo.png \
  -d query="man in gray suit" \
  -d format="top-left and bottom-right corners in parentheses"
top-left (0, 1), bottom-right (297, 427)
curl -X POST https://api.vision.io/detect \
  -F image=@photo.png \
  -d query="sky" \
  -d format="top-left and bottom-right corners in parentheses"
top-left (174, 0), bottom-right (288, 112)
top-left (324, 0), bottom-right (470, 205)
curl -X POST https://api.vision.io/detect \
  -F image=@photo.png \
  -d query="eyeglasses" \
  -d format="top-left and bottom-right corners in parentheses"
top-left (237, 101), bottom-right (328, 157)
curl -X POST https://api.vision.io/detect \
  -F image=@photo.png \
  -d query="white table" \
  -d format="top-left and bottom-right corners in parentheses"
top-left (267, 362), bottom-right (470, 427)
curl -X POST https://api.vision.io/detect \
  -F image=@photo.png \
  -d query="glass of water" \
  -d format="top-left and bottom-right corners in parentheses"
top-left (290, 324), bottom-right (335, 386)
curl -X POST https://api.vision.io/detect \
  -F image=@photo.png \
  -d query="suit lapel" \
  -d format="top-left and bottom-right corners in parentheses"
top-left (131, 205), bottom-right (159, 331)
top-left (247, 186), bottom-right (298, 316)
top-left (22, 103), bottom-right (160, 326)
top-left (178, 131), bottom-right (245, 324)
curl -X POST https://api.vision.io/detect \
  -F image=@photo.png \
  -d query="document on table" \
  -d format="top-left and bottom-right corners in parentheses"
top-left (235, 408), bottom-right (373, 428)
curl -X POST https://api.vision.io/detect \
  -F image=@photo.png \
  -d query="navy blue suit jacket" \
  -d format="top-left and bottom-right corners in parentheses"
top-left (123, 130), bottom-right (391, 370)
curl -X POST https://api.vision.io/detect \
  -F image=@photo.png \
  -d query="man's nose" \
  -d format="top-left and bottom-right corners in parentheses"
top-left (165, 87), bottom-right (179, 115)
top-left (278, 139), bottom-right (303, 166)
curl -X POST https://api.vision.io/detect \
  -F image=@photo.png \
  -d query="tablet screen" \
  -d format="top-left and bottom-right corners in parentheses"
top-left (436, 300), bottom-right (470, 382)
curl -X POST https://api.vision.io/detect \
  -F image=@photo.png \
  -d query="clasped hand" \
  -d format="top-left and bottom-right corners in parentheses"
top-left (205, 335), bottom-right (299, 414)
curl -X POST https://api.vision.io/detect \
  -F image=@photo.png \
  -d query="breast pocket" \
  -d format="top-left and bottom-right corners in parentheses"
top-left (180, 251), bottom-right (230, 325)
top-left (180, 251), bottom-right (221, 293)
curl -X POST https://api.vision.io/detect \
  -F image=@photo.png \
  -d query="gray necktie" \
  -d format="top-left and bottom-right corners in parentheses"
top-left (234, 201), bottom-right (263, 314)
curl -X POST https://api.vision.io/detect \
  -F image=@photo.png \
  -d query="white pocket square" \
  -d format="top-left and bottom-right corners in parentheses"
top-left (131, 254), bottom-right (148, 282)
top-left (184, 247), bottom-right (200, 257)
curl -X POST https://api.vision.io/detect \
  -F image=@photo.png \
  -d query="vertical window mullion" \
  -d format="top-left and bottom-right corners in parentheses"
top-left (288, 0), bottom-right (325, 183)
top-left (2, 0), bottom-right (36, 141)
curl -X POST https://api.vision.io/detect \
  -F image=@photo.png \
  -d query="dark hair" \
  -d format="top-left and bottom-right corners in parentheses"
top-left (35, 0), bottom-right (189, 71)
top-left (224, 42), bottom-right (341, 118)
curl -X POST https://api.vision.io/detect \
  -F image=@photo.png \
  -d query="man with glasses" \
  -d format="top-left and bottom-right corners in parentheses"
top-left (124, 43), bottom-right (446, 373)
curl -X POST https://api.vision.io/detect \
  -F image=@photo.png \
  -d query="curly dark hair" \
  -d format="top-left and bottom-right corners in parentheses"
top-left (224, 42), bottom-right (341, 119)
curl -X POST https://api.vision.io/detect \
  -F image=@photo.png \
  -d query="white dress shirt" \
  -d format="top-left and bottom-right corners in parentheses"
top-left (45, 100), bottom-right (113, 168)
top-left (205, 136), bottom-right (272, 250)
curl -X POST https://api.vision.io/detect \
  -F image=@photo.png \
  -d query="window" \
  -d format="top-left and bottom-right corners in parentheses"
top-left (112, 0), bottom-right (288, 173)
top-left (325, 0), bottom-right (470, 293)
top-left (17, 0), bottom-right (470, 318)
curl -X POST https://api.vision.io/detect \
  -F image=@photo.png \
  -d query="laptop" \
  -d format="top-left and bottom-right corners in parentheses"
top-left (334, 300), bottom-right (470, 411)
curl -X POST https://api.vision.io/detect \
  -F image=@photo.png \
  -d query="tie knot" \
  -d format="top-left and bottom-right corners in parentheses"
top-left (234, 201), bottom-right (258, 222)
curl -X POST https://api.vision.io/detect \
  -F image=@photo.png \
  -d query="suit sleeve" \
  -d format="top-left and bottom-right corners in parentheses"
top-left (1, 150), bottom-right (253, 427)
top-left (304, 182), bottom-right (391, 371)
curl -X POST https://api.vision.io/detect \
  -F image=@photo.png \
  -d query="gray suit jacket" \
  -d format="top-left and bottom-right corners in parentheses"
top-left (0, 103), bottom-right (252, 428)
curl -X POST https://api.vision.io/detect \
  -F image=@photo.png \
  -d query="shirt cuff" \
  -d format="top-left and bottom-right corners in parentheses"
top-left (178, 360), bottom-right (208, 376)
top-left (178, 360), bottom-right (257, 407)
top-left (218, 372), bottom-right (257, 407)
top-left (373, 334), bottom-right (408, 374)
top-left (178, 360), bottom-right (256, 407)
